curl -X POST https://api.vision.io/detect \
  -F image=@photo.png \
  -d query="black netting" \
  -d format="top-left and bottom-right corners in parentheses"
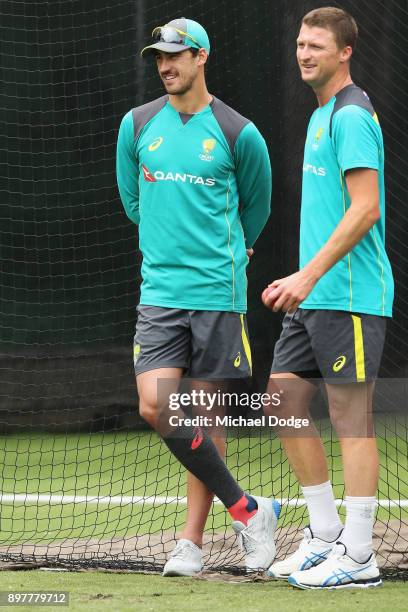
top-left (1, 0), bottom-right (407, 576)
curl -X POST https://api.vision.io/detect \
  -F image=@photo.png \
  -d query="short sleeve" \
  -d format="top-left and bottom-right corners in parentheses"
top-left (332, 105), bottom-right (381, 173)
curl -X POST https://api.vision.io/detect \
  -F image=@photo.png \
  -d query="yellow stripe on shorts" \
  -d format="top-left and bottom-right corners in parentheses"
top-left (240, 314), bottom-right (252, 375)
top-left (351, 315), bottom-right (366, 382)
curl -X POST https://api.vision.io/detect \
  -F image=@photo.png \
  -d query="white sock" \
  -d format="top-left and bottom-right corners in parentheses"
top-left (301, 480), bottom-right (343, 542)
top-left (341, 496), bottom-right (376, 562)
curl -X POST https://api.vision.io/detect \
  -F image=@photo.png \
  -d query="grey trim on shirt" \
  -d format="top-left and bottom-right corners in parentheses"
top-left (210, 96), bottom-right (251, 156)
top-left (132, 95), bottom-right (168, 141)
top-left (330, 84), bottom-right (375, 137)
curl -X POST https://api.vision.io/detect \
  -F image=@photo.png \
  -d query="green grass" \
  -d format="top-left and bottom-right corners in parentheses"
top-left (0, 428), bottom-right (407, 547)
top-left (0, 570), bottom-right (406, 612)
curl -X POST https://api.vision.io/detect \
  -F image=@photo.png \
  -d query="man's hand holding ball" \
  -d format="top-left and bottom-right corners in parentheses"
top-left (261, 268), bottom-right (317, 313)
top-left (261, 285), bottom-right (280, 309)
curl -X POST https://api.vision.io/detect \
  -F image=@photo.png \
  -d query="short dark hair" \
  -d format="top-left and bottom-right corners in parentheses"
top-left (302, 7), bottom-right (358, 50)
top-left (190, 47), bottom-right (209, 69)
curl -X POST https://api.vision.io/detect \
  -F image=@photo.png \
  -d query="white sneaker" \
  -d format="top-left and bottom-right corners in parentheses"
top-left (288, 542), bottom-right (382, 589)
top-left (232, 497), bottom-right (281, 572)
top-left (162, 539), bottom-right (203, 577)
top-left (267, 526), bottom-right (338, 578)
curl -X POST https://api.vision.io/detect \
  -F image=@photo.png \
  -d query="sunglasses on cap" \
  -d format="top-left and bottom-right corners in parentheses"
top-left (151, 25), bottom-right (201, 49)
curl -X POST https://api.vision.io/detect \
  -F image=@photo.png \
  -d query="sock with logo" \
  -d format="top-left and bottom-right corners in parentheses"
top-left (341, 496), bottom-right (377, 562)
top-left (162, 424), bottom-right (245, 509)
top-left (227, 494), bottom-right (258, 525)
top-left (301, 480), bottom-right (343, 542)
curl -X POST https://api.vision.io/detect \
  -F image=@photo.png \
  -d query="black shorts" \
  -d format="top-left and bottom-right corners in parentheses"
top-left (271, 308), bottom-right (387, 383)
top-left (133, 305), bottom-right (252, 379)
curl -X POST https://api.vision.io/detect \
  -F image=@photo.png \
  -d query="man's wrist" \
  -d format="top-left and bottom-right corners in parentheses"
top-left (302, 261), bottom-right (324, 284)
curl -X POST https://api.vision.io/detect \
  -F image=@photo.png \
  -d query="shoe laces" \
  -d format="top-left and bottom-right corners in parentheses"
top-left (238, 514), bottom-right (265, 556)
top-left (328, 542), bottom-right (346, 560)
top-left (238, 530), bottom-right (257, 555)
top-left (169, 541), bottom-right (196, 560)
top-left (302, 527), bottom-right (313, 544)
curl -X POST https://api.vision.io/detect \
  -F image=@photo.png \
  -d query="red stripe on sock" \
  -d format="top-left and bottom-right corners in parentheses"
top-left (228, 495), bottom-right (257, 526)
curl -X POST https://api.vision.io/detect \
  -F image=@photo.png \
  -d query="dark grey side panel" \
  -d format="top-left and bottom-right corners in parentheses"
top-left (210, 96), bottom-right (251, 156)
top-left (132, 95), bottom-right (168, 141)
top-left (329, 84), bottom-right (375, 137)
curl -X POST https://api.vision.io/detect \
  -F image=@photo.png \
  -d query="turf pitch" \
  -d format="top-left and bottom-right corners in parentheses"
top-left (0, 570), bottom-right (407, 612)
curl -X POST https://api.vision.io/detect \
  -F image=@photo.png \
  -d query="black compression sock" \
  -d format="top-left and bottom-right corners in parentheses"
top-left (162, 424), bottom-right (244, 508)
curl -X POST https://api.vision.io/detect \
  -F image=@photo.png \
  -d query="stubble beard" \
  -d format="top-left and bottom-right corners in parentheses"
top-left (164, 74), bottom-right (195, 96)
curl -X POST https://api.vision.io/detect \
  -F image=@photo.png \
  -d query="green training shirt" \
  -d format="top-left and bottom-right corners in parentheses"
top-left (116, 95), bottom-right (272, 313)
top-left (300, 84), bottom-right (394, 317)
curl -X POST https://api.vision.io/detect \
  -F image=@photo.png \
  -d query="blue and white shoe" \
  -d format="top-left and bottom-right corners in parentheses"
top-left (288, 542), bottom-right (382, 589)
top-left (267, 526), bottom-right (337, 579)
top-left (232, 497), bottom-right (281, 572)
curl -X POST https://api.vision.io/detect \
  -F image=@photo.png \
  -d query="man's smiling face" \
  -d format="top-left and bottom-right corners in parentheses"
top-left (156, 49), bottom-right (200, 96)
top-left (296, 24), bottom-right (349, 90)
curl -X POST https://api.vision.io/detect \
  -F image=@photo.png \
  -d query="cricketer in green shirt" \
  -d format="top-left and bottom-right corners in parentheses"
top-left (300, 84), bottom-right (394, 316)
top-left (116, 95), bottom-right (272, 313)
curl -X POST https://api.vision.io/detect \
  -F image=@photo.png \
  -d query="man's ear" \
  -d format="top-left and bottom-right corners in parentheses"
top-left (340, 45), bottom-right (353, 63)
top-left (197, 48), bottom-right (209, 66)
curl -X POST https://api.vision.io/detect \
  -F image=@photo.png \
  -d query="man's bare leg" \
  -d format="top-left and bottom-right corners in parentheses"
top-left (269, 373), bottom-right (328, 485)
top-left (326, 382), bottom-right (378, 496)
top-left (137, 367), bottom-right (183, 432)
top-left (267, 373), bottom-right (344, 578)
top-left (326, 382), bottom-right (378, 561)
top-left (268, 373), bottom-right (342, 542)
top-left (181, 436), bottom-right (226, 547)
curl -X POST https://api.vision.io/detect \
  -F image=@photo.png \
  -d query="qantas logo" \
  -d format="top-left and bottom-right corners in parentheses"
top-left (142, 167), bottom-right (215, 186)
top-left (303, 163), bottom-right (326, 176)
top-left (142, 164), bottom-right (156, 182)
